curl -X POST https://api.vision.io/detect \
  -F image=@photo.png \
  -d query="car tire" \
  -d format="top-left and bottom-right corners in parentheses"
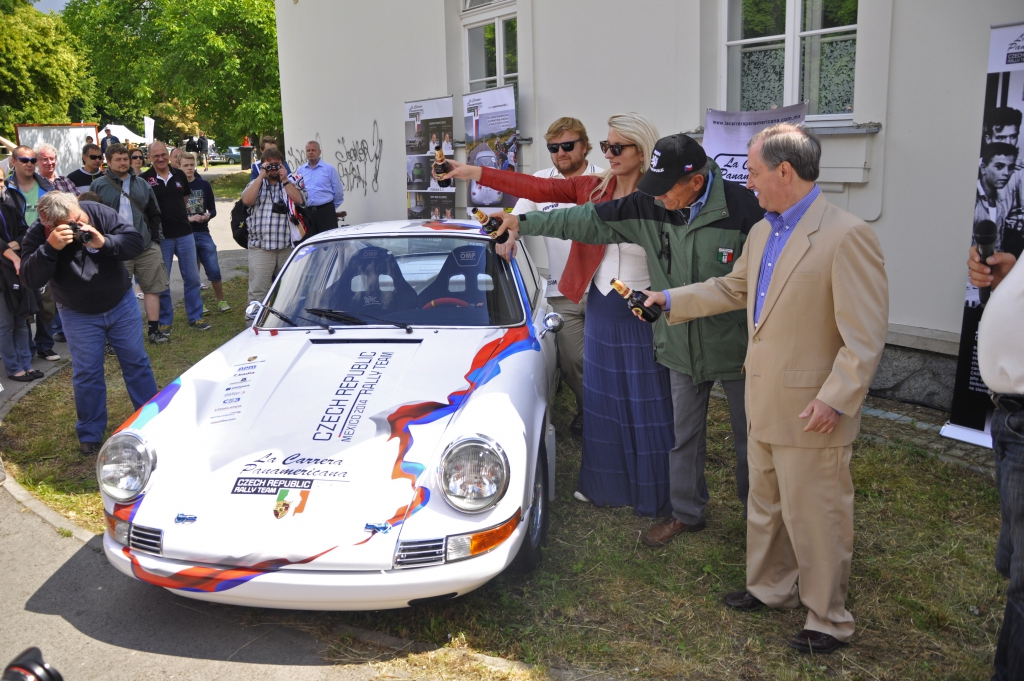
top-left (512, 446), bottom-right (548, 573)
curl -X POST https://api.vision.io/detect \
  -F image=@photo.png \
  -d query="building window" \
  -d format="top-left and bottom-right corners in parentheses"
top-left (726, 0), bottom-right (858, 117)
top-left (465, 12), bottom-right (518, 97)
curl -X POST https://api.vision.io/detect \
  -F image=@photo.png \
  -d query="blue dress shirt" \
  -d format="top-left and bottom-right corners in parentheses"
top-left (752, 185), bottom-right (820, 325)
top-left (296, 159), bottom-right (345, 208)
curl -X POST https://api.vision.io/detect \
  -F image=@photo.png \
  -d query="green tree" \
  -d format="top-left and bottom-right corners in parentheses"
top-left (63, 0), bottom-right (282, 145)
top-left (62, 0), bottom-right (162, 131)
top-left (0, 0), bottom-right (96, 138)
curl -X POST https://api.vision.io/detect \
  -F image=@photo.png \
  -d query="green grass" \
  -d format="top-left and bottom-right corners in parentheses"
top-left (0, 297), bottom-right (1005, 678)
top-left (209, 170), bottom-right (251, 201)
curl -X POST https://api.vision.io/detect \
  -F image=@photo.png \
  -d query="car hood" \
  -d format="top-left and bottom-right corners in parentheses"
top-left (124, 326), bottom-right (518, 571)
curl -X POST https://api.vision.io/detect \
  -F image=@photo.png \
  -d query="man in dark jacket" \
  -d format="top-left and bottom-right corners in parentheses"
top-left (494, 134), bottom-right (765, 547)
top-left (91, 143), bottom-right (169, 343)
top-left (20, 192), bottom-right (158, 456)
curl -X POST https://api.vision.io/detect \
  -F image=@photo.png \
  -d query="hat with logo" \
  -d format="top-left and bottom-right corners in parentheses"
top-left (636, 133), bottom-right (708, 197)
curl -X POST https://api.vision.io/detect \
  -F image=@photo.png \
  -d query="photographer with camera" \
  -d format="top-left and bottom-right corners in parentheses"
top-left (240, 147), bottom-right (306, 310)
top-left (19, 192), bottom-right (158, 456)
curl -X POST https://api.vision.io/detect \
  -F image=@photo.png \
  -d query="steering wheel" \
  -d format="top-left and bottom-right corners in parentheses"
top-left (422, 297), bottom-right (469, 309)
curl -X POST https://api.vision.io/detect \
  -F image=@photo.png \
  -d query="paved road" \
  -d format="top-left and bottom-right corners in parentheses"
top-left (0, 485), bottom-right (386, 679)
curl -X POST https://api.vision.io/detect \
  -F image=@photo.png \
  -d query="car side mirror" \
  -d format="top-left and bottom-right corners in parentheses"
top-left (245, 301), bottom-right (263, 319)
top-left (538, 312), bottom-right (563, 339)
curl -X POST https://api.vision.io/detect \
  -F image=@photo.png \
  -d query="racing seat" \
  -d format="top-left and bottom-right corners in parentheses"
top-left (313, 246), bottom-right (417, 314)
top-left (415, 245), bottom-right (491, 308)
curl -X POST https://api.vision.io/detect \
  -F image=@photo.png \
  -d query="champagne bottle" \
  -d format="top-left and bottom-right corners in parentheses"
top-left (473, 208), bottom-right (509, 243)
top-left (433, 145), bottom-right (452, 188)
top-left (610, 278), bottom-right (661, 322)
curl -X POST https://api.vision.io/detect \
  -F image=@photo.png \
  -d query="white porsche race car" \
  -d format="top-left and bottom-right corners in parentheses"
top-left (98, 220), bottom-right (563, 611)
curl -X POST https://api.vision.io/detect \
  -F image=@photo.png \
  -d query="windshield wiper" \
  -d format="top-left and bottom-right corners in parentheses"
top-left (306, 308), bottom-right (413, 334)
top-left (265, 305), bottom-right (335, 334)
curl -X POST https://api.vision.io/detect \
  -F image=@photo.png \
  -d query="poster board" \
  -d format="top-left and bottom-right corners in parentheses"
top-left (463, 86), bottom-right (518, 214)
top-left (702, 104), bottom-right (807, 184)
top-left (15, 123), bottom-right (99, 177)
top-left (405, 96), bottom-right (454, 220)
top-left (942, 22), bottom-right (1024, 448)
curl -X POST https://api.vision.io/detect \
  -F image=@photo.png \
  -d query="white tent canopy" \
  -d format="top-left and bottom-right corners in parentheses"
top-left (101, 124), bottom-right (146, 145)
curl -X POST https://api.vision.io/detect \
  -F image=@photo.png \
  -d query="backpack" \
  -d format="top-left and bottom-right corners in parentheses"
top-left (230, 199), bottom-right (250, 248)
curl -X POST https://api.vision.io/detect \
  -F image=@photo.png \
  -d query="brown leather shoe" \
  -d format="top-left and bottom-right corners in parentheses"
top-left (641, 517), bottom-right (706, 547)
top-left (786, 629), bottom-right (847, 654)
top-left (722, 590), bottom-right (764, 612)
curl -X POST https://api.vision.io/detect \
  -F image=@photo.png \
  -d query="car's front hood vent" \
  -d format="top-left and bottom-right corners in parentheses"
top-left (395, 538), bottom-right (445, 568)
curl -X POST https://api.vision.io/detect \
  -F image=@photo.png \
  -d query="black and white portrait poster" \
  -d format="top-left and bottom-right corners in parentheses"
top-left (405, 96), bottom-right (454, 219)
top-left (702, 104), bottom-right (807, 184)
top-left (463, 86), bottom-right (518, 214)
top-left (943, 22), bottom-right (1024, 447)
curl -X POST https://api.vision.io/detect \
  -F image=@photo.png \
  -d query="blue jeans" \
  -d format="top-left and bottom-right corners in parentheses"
top-left (193, 231), bottom-right (222, 282)
top-left (59, 289), bottom-right (158, 443)
top-left (993, 403), bottom-right (1024, 681)
top-left (158, 234), bottom-right (204, 326)
top-left (0, 295), bottom-right (32, 375)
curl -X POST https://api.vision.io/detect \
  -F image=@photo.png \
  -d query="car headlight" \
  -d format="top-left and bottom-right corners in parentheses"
top-left (95, 431), bottom-right (156, 503)
top-left (437, 435), bottom-right (510, 514)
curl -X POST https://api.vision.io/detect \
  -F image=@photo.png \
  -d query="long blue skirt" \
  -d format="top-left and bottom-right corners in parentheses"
top-left (578, 288), bottom-right (674, 518)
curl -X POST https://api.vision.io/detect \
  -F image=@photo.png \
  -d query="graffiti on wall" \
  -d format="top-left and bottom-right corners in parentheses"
top-left (286, 122), bottom-right (383, 198)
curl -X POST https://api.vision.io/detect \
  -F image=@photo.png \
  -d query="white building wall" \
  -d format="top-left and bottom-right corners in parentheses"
top-left (274, 0), bottom-right (448, 221)
top-left (276, 0), bottom-right (1024, 348)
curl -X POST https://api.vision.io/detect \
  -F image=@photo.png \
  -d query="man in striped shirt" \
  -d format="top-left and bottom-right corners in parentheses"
top-left (241, 147), bottom-right (307, 311)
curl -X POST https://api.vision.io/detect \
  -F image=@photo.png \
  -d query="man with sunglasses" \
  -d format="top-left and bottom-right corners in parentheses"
top-left (491, 134), bottom-right (764, 548)
top-left (68, 144), bottom-right (105, 195)
top-left (2, 146), bottom-right (52, 233)
top-left (514, 117), bottom-right (603, 436)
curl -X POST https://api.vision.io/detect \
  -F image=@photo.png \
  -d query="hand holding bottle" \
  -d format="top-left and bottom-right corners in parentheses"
top-left (432, 158), bottom-right (481, 182)
top-left (642, 290), bottom-right (667, 308)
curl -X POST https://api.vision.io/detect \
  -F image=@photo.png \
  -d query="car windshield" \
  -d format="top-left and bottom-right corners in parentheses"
top-left (262, 235), bottom-right (525, 328)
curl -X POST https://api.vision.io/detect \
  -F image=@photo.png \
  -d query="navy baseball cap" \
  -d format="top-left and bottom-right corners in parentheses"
top-left (636, 133), bottom-right (708, 196)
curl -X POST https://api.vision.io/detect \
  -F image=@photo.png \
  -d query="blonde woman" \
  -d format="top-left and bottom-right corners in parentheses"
top-left (441, 113), bottom-right (673, 518)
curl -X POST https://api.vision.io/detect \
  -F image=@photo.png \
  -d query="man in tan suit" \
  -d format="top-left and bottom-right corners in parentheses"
top-left (644, 123), bottom-right (888, 653)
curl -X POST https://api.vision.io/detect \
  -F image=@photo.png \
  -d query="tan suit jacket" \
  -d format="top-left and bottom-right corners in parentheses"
top-left (666, 194), bottom-right (889, 448)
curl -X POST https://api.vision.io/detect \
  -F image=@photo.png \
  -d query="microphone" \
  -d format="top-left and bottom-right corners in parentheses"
top-left (974, 219), bottom-right (998, 305)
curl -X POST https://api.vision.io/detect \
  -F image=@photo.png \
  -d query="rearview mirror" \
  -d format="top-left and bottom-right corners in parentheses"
top-left (538, 312), bottom-right (563, 339)
top-left (245, 301), bottom-right (263, 319)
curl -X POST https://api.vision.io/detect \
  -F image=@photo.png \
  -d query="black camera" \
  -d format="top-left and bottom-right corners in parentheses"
top-left (67, 221), bottom-right (92, 245)
top-left (3, 648), bottom-right (63, 681)
top-left (263, 163), bottom-right (281, 173)
top-left (271, 200), bottom-right (289, 215)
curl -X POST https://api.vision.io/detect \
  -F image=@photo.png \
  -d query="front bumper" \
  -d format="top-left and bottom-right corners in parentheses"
top-left (102, 527), bottom-right (524, 610)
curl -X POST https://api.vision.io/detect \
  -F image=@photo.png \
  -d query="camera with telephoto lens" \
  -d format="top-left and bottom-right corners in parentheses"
top-left (67, 221), bottom-right (92, 245)
top-left (3, 647), bottom-right (63, 681)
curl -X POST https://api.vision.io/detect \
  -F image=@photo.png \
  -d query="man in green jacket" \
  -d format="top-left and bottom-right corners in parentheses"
top-left (495, 134), bottom-right (764, 546)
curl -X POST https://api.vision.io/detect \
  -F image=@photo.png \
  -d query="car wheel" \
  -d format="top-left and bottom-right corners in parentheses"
top-left (513, 447), bottom-right (548, 573)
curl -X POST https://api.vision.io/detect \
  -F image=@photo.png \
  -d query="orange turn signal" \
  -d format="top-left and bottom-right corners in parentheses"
top-left (446, 508), bottom-right (521, 562)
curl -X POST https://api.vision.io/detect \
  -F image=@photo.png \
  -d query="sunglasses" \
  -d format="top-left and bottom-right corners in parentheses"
top-left (546, 139), bottom-right (581, 154)
top-left (16, 156), bottom-right (38, 164)
top-left (86, 154), bottom-right (102, 160)
top-left (599, 141), bottom-right (637, 156)
top-left (131, 155), bottom-right (143, 161)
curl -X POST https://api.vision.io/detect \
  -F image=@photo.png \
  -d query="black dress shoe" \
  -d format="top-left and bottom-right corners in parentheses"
top-left (53, 332), bottom-right (67, 343)
top-left (723, 590), bottom-right (765, 611)
top-left (786, 629), bottom-right (847, 654)
top-left (80, 442), bottom-right (101, 457)
top-left (8, 373), bottom-right (34, 382)
top-left (28, 370), bottom-right (44, 379)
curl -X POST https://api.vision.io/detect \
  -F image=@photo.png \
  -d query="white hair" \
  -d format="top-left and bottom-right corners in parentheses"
top-left (35, 143), bottom-right (57, 157)
top-left (37, 192), bottom-right (80, 227)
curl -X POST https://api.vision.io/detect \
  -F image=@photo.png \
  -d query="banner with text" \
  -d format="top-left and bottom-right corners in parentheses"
top-left (702, 104), bottom-right (807, 184)
top-left (943, 22), bottom-right (1024, 448)
top-left (463, 85), bottom-right (519, 216)
top-left (405, 95), bottom-right (454, 220)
